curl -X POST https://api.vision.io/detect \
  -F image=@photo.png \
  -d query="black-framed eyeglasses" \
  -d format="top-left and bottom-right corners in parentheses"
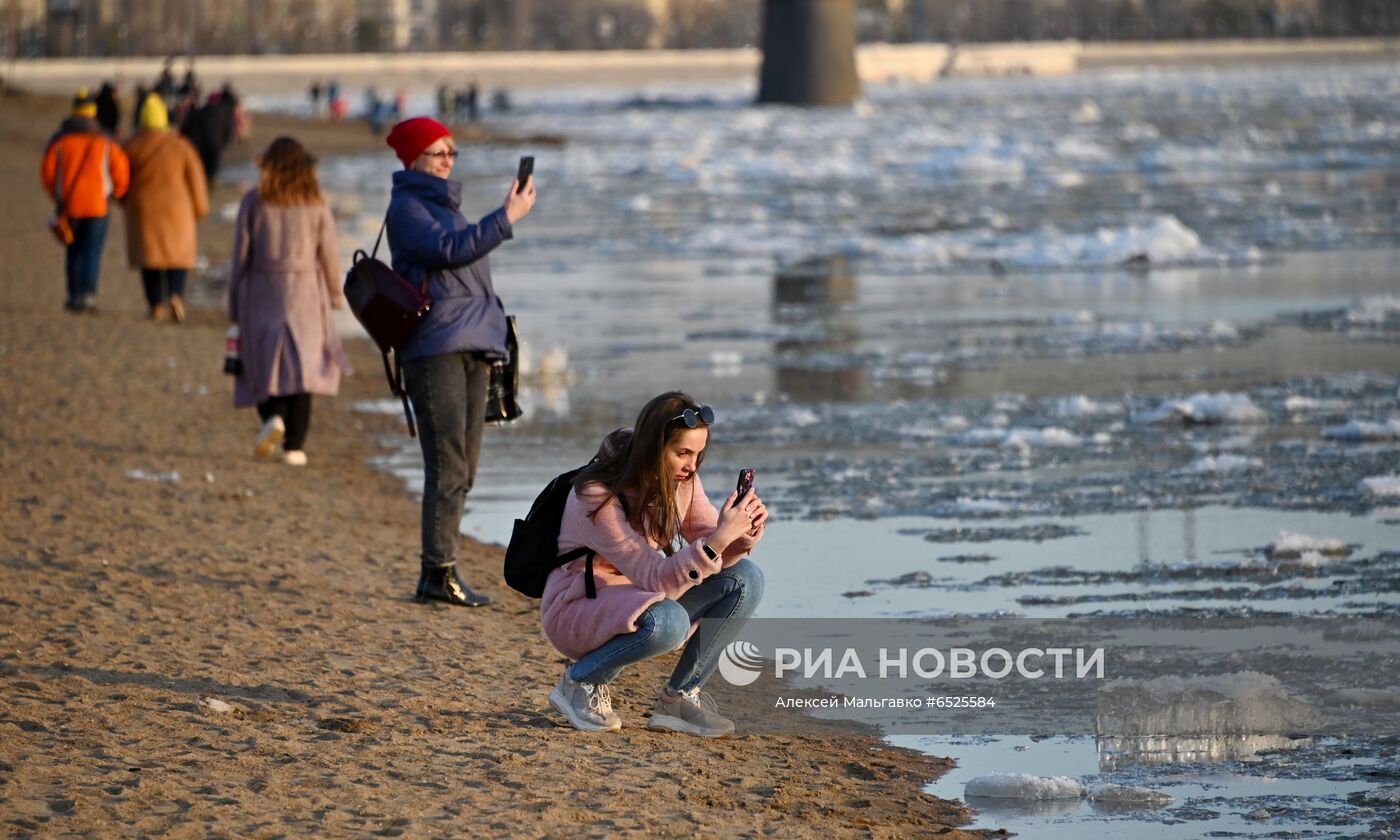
top-left (671, 405), bottom-right (715, 428)
top-left (422, 149), bottom-right (459, 160)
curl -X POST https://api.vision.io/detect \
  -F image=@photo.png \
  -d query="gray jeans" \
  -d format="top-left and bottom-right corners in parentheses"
top-left (403, 352), bottom-right (489, 570)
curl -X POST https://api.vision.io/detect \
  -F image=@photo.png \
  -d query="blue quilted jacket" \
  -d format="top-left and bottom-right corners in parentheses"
top-left (385, 169), bottom-right (513, 361)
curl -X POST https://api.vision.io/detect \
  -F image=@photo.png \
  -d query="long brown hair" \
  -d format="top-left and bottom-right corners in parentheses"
top-left (574, 391), bottom-right (710, 553)
top-left (256, 136), bottom-right (323, 206)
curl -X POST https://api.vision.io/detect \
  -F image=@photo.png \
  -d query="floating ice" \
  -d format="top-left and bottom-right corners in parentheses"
top-left (1137, 392), bottom-right (1267, 425)
top-left (1061, 215), bottom-right (1201, 268)
top-left (954, 426), bottom-right (1082, 450)
top-left (1071, 99), bottom-right (1103, 125)
top-left (1267, 531), bottom-right (1351, 559)
top-left (1350, 785), bottom-right (1400, 806)
top-left (1085, 783), bottom-right (1173, 807)
top-left (945, 497), bottom-right (1018, 515)
top-left (1054, 395), bottom-right (1121, 417)
top-left (1183, 454), bottom-right (1263, 474)
top-left (1284, 395), bottom-right (1349, 414)
top-left (964, 772), bottom-right (1085, 800)
top-left (1004, 427), bottom-right (1082, 450)
top-left (1345, 295), bottom-right (1400, 326)
top-left (1096, 672), bottom-right (1322, 737)
top-left (1359, 475), bottom-right (1400, 498)
top-left (1322, 418), bottom-right (1400, 441)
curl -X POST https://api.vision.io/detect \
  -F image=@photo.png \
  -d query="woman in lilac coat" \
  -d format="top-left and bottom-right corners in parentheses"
top-left (229, 136), bottom-right (350, 466)
top-left (543, 392), bottom-right (769, 737)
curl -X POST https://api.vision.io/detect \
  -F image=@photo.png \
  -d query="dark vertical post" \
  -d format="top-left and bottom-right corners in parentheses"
top-left (757, 0), bottom-right (860, 107)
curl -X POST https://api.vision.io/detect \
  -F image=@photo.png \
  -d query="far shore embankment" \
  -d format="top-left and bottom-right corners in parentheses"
top-left (4, 37), bottom-right (1397, 99)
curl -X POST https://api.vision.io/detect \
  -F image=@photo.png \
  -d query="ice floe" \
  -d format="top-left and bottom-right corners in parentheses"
top-left (1182, 454), bottom-right (1263, 473)
top-left (1359, 475), bottom-right (1400, 498)
top-left (965, 772), bottom-right (1084, 800)
top-left (1137, 392), bottom-right (1267, 425)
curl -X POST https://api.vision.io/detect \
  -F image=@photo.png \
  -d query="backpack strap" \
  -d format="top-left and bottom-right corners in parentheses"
top-left (381, 349), bottom-right (417, 438)
top-left (370, 213), bottom-right (388, 260)
top-left (556, 546), bottom-right (597, 599)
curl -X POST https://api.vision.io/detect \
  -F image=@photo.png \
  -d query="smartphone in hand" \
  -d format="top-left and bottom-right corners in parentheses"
top-left (515, 156), bottom-right (534, 192)
top-left (736, 468), bottom-right (755, 501)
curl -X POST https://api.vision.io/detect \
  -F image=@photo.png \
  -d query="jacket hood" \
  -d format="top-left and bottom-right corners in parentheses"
top-left (391, 168), bottom-right (461, 211)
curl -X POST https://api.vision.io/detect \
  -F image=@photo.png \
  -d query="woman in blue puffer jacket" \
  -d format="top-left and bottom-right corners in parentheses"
top-left (384, 116), bottom-right (537, 607)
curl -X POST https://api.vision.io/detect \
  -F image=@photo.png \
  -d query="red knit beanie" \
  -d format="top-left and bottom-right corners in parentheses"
top-left (386, 117), bottom-right (452, 167)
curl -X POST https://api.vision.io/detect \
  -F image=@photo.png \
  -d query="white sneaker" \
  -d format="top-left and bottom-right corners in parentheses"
top-left (281, 450), bottom-right (308, 467)
top-left (253, 416), bottom-right (285, 459)
top-left (549, 668), bottom-right (621, 732)
top-left (646, 687), bottom-right (734, 738)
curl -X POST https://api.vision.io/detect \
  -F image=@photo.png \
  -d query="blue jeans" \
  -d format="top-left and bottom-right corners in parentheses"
top-left (66, 215), bottom-right (110, 304)
top-left (569, 558), bottom-right (765, 693)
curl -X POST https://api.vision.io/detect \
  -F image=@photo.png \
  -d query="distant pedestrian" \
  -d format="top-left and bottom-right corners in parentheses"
top-left (94, 82), bottom-right (120, 135)
top-left (365, 86), bottom-right (385, 134)
top-left (131, 84), bottom-right (149, 132)
top-left (229, 137), bottom-right (351, 466)
top-left (121, 94), bottom-right (209, 322)
top-left (309, 80), bottom-right (323, 117)
top-left (181, 92), bottom-right (237, 185)
top-left (40, 91), bottom-right (130, 313)
top-left (436, 83), bottom-right (452, 121)
top-left (466, 82), bottom-right (479, 122)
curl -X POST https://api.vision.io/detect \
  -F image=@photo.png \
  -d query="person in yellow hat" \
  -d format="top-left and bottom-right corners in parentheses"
top-left (40, 90), bottom-right (130, 312)
top-left (121, 94), bottom-right (209, 321)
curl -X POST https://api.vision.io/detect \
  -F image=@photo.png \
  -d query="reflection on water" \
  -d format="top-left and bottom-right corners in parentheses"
top-left (1098, 734), bottom-right (1312, 770)
top-left (964, 795), bottom-right (1083, 819)
top-left (773, 257), bottom-right (866, 403)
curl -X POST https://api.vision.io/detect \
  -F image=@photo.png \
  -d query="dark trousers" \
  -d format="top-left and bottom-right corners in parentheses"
top-left (65, 215), bottom-right (110, 304)
top-left (140, 268), bottom-right (188, 307)
top-left (257, 393), bottom-right (313, 451)
top-left (403, 352), bottom-right (489, 570)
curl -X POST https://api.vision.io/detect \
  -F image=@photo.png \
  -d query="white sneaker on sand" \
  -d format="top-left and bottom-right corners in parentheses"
top-left (549, 668), bottom-right (621, 732)
top-left (281, 450), bottom-right (308, 466)
top-left (646, 687), bottom-right (734, 738)
top-left (253, 416), bottom-right (285, 459)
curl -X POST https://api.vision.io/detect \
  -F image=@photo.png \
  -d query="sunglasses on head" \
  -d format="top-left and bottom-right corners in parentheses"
top-left (670, 405), bottom-right (715, 428)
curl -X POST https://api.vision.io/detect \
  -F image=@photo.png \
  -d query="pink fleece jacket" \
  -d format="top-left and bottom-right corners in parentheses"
top-left (540, 474), bottom-right (755, 661)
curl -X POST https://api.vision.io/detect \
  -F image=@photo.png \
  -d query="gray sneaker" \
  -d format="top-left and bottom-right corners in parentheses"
top-left (549, 668), bottom-right (621, 732)
top-left (646, 687), bottom-right (735, 738)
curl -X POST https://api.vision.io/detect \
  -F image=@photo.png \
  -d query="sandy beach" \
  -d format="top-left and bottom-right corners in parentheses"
top-left (0, 90), bottom-right (992, 837)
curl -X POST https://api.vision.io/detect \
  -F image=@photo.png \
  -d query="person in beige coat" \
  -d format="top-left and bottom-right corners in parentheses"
top-left (228, 136), bottom-right (350, 467)
top-left (122, 94), bottom-right (209, 322)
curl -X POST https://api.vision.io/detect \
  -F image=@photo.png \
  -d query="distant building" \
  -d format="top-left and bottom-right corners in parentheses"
top-left (358, 0), bottom-right (440, 51)
top-left (4, 0), bottom-right (1395, 57)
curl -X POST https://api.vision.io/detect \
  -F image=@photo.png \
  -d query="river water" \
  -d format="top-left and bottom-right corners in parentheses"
top-left (238, 57), bottom-right (1400, 837)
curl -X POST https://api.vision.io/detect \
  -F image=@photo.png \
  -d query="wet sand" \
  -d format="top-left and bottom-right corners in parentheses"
top-left (0, 92), bottom-right (988, 837)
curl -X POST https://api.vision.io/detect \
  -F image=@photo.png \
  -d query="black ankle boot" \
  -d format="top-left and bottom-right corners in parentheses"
top-left (415, 566), bottom-right (492, 607)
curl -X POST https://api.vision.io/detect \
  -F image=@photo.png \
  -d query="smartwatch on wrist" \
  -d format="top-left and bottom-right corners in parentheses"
top-left (699, 539), bottom-right (721, 562)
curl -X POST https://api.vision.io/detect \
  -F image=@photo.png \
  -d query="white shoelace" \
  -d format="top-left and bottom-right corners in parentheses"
top-left (676, 687), bottom-right (719, 713)
top-left (583, 682), bottom-right (613, 714)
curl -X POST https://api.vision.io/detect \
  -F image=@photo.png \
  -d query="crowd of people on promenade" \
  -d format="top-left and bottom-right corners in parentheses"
top-left (306, 78), bottom-right (510, 134)
top-left (38, 92), bottom-right (771, 737)
top-left (39, 61), bottom-right (244, 317)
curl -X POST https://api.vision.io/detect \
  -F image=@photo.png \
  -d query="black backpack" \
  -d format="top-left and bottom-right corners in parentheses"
top-left (504, 466), bottom-right (601, 599)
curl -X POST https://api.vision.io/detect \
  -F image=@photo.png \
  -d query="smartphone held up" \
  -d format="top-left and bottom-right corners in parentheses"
top-left (515, 156), bottom-right (534, 192)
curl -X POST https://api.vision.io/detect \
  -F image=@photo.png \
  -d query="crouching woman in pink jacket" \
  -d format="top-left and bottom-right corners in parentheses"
top-left (541, 391), bottom-right (767, 737)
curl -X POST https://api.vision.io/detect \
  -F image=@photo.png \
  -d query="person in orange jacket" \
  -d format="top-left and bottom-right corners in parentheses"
top-left (41, 92), bottom-right (130, 312)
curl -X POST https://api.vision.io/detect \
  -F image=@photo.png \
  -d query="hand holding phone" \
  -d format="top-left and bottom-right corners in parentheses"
top-left (504, 156), bottom-right (537, 224)
top-left (736, 468), bottom-right (755, 501)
